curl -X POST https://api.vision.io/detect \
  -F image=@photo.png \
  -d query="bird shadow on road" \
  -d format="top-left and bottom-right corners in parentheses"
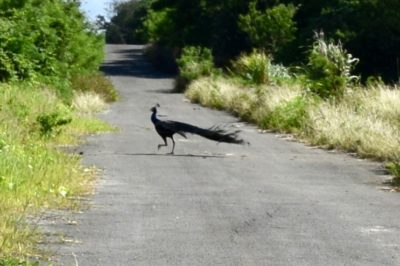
top-left (146, 88), bottom-right (180, 94)
top-left (118, 152), bottom-right (227, 158)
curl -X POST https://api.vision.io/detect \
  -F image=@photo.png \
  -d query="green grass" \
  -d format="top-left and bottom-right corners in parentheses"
top-left (0, 258), bottom-right (48, 266)
top-left (71, 72), bottom-right (118, 103)
top-left (0, 80), bottom-right (116, 261)
top-left (185, 76), bottom-right (400, 178)
top-left (231, 50), bottom-right (270, 85)
top-left (260, 96), bottom-right (309, 132)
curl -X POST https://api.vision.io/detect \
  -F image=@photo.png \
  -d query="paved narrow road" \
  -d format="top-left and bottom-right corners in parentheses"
top-left (50, 45), bottom-right (400, 265)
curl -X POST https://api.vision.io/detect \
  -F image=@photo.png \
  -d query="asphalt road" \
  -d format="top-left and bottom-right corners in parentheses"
top-left (48, 45), bottom-right (400, 265)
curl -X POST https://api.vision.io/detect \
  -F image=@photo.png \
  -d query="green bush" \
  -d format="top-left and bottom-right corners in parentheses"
top-left (0, 81), bottom-right (113, 259)
top-left (142, 8), bottom-right (176, 46)
top-left (36, 112), bottom-right (72, 138)
top-left (268, 63), bottom-right (294, 86)
top-left (0, 0), bottom-right (104, 100)
top-left (365, 75), bottom-right (384, 88)
top-left (231, 50), bottom-right (270, 84)
top-left (0, 259), bottom-right (42, 266)
top-left (387, 162), bottom-right (400, 179)
top-left (177, 46), bottom-right (215, 80)
top-left (71, 73), bottom-right (118, 103)
top-left (104, 0), bottom-right (153, 44)
top-left (306, 32), bottom-right (359, 99)
top-left (261, 96), bottom-right (309, 132)
top-left (238, 2), bottom-right (297, 55)
top-left (175, 46), bottom-right (215, 91)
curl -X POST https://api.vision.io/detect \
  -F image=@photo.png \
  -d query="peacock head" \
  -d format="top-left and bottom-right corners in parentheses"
top-left (150, 103), bottom-right (160, 113)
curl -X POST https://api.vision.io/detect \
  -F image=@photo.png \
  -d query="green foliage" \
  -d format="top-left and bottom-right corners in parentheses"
top-left (138, 0), bottom-right (252, 63)
top-left (177, 46), bottom-right (215, 81)
top-left (0, 81), bottom-right (113, 260)
top-left (268, 63), bottom-right (293, 85)
top-left (387, 162), bottom-right (400, 179)
top-left (112, 0), bottom-right (400, 81)
top-left (186, 75), bottom-right (400, 169)
top-left (0, 1), bottom-right (111, 260)
top-left (284, 0), bottom-right (400, 81)
top-left (71, 73), bottom-right (118, 103)
top-left (0, 0), bottom-right (104, 99)
top-left (142, 8), bottom-right (176, 45)
top-left (36, 112), bottom-right (72, 138)
top-left (306, 32), bottom-right (359, 99)
top-left (175, 46), bottom-right (216, 92)
top-left (261, 96), bottom-right (309, 132)
top-left (238, 2), bottom-right (297, 55)
top-left (231, 50), bottom-right (270, 84)
top-left (231, 49), bottom-right (293, 85)
top-left (0, 259), bottom-right (46, 266)
top-left (365, 76), bottom-right (385, 88)
top-left (103, 0), bottom-right (154, 44)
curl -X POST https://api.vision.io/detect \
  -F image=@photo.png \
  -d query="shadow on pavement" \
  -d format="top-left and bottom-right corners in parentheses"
top-left (100, 47), bottom-right (173, 79)
top-left (118, 152), bottom-right (227, 158)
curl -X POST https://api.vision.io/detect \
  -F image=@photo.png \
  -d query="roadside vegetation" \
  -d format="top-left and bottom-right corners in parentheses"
top-left (185, 70), bottom-right (400, 167)
top-left (183, 38), bottom-right (400, 178)
top-left (106, 0), bottom-right (400, 180)
top-left (0, 0), bottom-right (117, 263)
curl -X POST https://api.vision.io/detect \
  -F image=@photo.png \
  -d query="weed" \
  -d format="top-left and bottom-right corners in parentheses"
top-left (238, 2), bottom-right (297, 55)
top-left (268, 63), bottom-right (293, 85)
top-left (175, 46), bottom-right (216, 91)
top-left (306, 32), bottom-right (359, 99)
top-left (261, 96), bottom-right (309, 132)
top-left (72, 91), bottom-right (107, 116)
top-left (186, 76), bottom-right (400, 178)
top-left (0, 82), bottom-right (113, 260)
top-left (71, 72), bottom-right (118, 103)
top-left (231, 50), bottom-right (270, 84)
top-left (0, 258), bottom-right (43, 266)
top-left (307, 88), bottom-right (400, 160)
top-left (177, 46), bottom-right (214, 80)
top-left (36, 113), bottom-right (72, 138)
top-left (386, 162), bottom-right (400, 179)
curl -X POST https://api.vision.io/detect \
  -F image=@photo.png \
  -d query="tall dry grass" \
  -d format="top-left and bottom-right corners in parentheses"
top-left (186, 76), bottom-right (303, 125)
top-left (308, 85), bottom-right (400, 161)
top-left (186, 77), bottom-right (400, 175)
top-left (72, 91), bottom-right (108, 116)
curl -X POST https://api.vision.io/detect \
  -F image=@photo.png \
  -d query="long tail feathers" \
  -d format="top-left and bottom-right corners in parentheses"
top-left (161, 120), bottom-right (248, 145)
top-left (196, 125), bottom-right (246, 144)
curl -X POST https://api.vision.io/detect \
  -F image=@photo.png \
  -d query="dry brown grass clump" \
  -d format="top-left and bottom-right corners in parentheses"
top-left (186, 77), bottom-right (400, 175)
top-left (308, 85), bottom-right (400, 161)
top-left (186, 76), bottom-right (302, 122)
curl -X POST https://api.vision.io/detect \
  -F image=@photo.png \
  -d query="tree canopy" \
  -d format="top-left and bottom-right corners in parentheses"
top-left (0, 0), bottom-right (104, 82)
top-left (106, 0), bottom-right (400, 81)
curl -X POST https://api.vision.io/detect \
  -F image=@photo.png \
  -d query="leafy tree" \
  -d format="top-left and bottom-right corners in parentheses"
top-left (0, 0), bottom-right (104, 99)
top-left (238, 2), bottom-right (297, 56)
top-left (142, 7), bottom-right (176, 45)
top-left (282, 0), bottom-right (400, 81)
top-left (146, 0), bottom-right (251, 63)
top-left (231, 50), bottom-right (270, 84)
top-left (177, 46), bottom-right (214, 81)
top-left (306, 32), bottom-right (359, 99)
top-left (105, 0), bottom-right (153, 44)
top-left (110, 0), bottom-right (400, 81)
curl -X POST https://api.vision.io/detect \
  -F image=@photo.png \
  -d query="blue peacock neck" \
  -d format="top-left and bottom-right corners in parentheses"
top-left (151, 109), bottom-right (158, 124)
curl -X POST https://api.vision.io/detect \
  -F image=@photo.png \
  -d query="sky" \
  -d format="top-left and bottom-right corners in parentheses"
top-left (80, 0), bottom-right (113, 21)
